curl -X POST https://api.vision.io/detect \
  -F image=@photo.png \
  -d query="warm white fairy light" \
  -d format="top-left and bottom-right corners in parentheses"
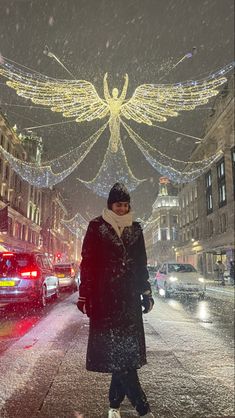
top-left (0, 123), bottom-right (107, 187)
top-left (0, 58), bottom-right (233, 193)
top-left (61, 212), bottom-right (88, 238)
top-left (78, 132), bottom-right (145, 197)
top-left (1, 62), bottom-right (232, 129)
top-left (122, 120), bottom-right (223, 183)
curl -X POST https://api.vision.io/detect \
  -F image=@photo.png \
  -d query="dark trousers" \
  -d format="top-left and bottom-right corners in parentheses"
top-left (109, 369), bottom-right (150, 416)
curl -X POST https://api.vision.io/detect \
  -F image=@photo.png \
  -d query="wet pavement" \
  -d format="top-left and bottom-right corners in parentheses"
top-left (0, 289), bottom-right (234, 418)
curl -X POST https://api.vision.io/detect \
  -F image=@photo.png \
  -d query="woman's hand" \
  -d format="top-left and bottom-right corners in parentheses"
top-left (77, 296), bottom-right (91, 317)
top-left (141, 294), bottom-right (154, 314)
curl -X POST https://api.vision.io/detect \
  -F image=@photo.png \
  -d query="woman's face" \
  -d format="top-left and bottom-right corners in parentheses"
top-left (111, 202), bottom-right (129, 216)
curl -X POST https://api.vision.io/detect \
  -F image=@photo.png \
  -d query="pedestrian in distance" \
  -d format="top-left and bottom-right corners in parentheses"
top-left (77, 182), bottom-right (155, 418)
top-left (214, 260), bottom-right (226, 286)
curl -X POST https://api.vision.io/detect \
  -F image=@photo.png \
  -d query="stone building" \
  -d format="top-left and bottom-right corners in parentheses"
top-left (176, 74), bottom-right (234, 278)
top-left (0, 111), bottom-right (78, 261)
top-left (144, 177), bottom-right (179, 266)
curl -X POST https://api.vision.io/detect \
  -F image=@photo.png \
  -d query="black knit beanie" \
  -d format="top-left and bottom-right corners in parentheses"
top-left (107, 182), bottom-right (130, 209)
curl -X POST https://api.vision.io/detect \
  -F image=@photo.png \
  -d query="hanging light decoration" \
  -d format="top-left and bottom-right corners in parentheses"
top-left (0, 58), bottom-right (233, 193)
top-left (61, 212), bottom-right (89, 239)
top-left (0, 123), bottom-right (107, 187)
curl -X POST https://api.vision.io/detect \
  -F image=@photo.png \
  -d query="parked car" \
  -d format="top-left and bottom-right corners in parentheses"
top-left (0, 251), bottom-right (59, 307)
top-left (156, 262), bottom-right (206, 299)
top-left (54, 262), bottom-right (78, 292)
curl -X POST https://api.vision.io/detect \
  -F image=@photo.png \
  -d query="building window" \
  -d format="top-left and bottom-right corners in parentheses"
top-left (208, 220), bottom-right (213, 237)
top-left (219, 213), bottom-right (227, 233)
top-left (231, 146), bottom-right (235, 198)
top-left (8, 217), bottom-right (13, 236)
top-left (161, 229), bottom-right (167, 241)
top-left (22, 224), bottom-right (26, 241)
top-left (30, 185), bottom-right (34, 199)
top-left (195, 226), bottom-right (200, 240)
top-left (173, 215), bottom-right (178, 224)
top-left (172, 227), bottom-right (178, 241)
top-left (217, 158), bottom-right (226, 207)
top-left (5, 165), bottom-right (9, 181)
top-left (161, 215), bottom-right (166, 225)
top-left (205, 171), bottom-right (213, 214)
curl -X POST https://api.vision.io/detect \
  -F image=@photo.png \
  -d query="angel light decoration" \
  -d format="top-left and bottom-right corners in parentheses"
top-left (0, 59), bottom-right (233, 195)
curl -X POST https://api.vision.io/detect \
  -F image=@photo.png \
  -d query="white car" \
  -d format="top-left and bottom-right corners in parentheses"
top-left (156, 262), bottom-right (206, 299)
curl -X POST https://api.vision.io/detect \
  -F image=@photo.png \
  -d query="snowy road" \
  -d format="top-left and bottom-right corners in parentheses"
top-left (0, 293), bottom-right (234, 418)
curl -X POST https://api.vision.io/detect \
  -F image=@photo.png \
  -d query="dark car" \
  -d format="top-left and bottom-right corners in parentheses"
top-left (54, 262), bottom-right (78, 292)
top-left (0, 251), bottom-right (59, 307)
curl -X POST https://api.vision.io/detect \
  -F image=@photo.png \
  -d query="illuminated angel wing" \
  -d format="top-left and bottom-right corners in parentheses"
top-left (0, 62), bottom-right (109, 122)
top-left (121, 64), bottom-right (233, 125)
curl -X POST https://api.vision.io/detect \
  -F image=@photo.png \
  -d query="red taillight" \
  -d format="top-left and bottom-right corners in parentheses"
top-left (71, 268), bottom-right (75, 276)
top-left (20, 270), bottom-right (39, 279)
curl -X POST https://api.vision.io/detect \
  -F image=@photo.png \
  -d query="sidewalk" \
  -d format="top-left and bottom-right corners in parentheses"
top-left (0, 294), bottom-right (234, 418)
top-left (205, 279), bottom-right (234, 299)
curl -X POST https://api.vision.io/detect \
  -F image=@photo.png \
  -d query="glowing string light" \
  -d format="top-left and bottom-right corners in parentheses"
top-left (78, 132), bottom-right (145, 197)
top-left (0, 123), bottom-right (107, 187)
top-left (61, 212), bottom-right (88, 238)
top-left (122, 120), bottom-right (223, 183)
top-left (0, 57), bottom-right (234, 193)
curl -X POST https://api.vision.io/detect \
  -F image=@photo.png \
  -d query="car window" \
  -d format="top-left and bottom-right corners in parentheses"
top-left (168, 263), bottom-right (197, 273)
top-left (0, 253), bottom-right (33, 274)
top-left (54, 265), bottom-right (72, 276)
top-left (37, 255), bottom-right (50, 269)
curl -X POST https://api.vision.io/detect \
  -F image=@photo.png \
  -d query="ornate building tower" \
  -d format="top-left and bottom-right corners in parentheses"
top-left (144, 177), bottom-right (179, 266)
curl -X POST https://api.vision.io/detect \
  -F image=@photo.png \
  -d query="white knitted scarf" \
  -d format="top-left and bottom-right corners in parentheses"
top-left (102, 208), bottom-right (133, 238)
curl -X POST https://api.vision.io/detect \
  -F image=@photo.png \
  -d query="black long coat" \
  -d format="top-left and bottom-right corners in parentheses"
top-left (79, 216), bottom-right (151, 373)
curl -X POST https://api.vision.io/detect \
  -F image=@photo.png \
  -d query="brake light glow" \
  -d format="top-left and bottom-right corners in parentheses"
top-left (20, 270), bottom-right (39, 279)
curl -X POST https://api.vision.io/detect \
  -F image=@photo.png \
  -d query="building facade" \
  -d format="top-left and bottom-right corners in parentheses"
top-left (0, 112), bottom-right (79, 262)
top-left (176, 74), bottom-right (234, 277)
top-left (144, 177), bottom-right (179, 266)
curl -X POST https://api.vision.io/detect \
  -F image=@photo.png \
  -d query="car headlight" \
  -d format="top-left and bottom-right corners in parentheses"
top-left (198, 277), bottom-right (205, 283)
top-left (169, 276), bottom-right (178, 282)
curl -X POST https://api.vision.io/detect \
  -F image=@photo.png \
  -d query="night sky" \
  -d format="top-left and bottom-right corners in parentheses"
top-left (0, 0), bottom-right (234, 220)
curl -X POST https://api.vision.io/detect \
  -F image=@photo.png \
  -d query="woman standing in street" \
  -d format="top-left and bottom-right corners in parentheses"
top-left (77, 182), bottom-right (154, 418)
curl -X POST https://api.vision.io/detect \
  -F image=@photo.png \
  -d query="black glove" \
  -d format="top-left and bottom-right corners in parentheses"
top-left (141, 294), bottom-right (154, 314)
top-left (77, 296), bottom-right (91, 317)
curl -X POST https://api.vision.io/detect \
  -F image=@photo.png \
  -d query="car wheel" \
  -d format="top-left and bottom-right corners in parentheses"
top-left (53, 286), bottom-right (60, 299)
top-left (36, 285), bottom-right (47, 308)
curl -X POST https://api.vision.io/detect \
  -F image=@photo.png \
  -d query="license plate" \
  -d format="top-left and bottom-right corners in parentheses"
top-left (57, 274), bottom-right (65, 278)
top-left (0, 280), bottom-right (16, 287)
